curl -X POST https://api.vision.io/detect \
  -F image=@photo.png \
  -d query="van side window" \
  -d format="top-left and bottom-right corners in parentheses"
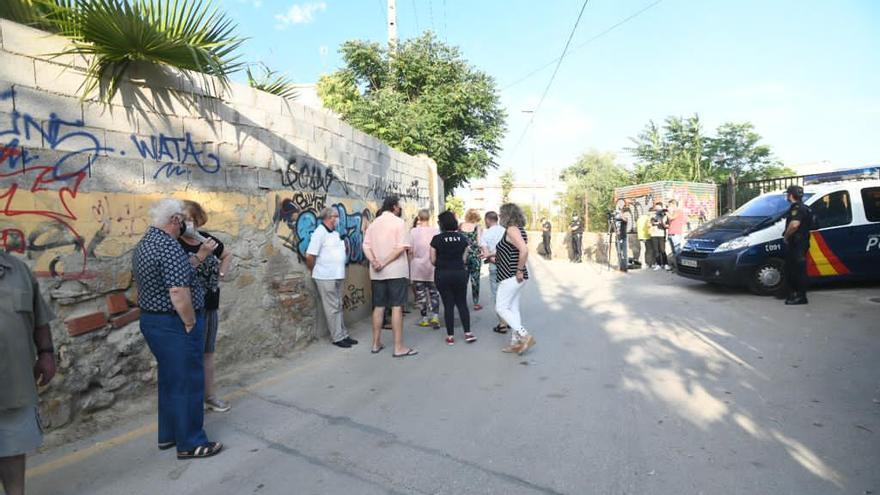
top-left (811, 191), bottom-right (852, 230)
top-left (862, 187), bottom-right (880, 222)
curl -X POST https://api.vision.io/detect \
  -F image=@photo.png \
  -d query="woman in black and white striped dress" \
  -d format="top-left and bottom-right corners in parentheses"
top-left (495, 203), bottom-right (536, 354)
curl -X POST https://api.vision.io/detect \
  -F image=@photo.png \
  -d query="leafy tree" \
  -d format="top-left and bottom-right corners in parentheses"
top-left (629, 115), bottom-right (707, 182)
top-left (629, 116), bottom-right (793, 184)
top-left (318, 32), bottom-right (507, 192)
top-left (705, 122), bottom-right (794, 182)
top-left (521, 204), bottom-right (534, 229)
top-left (500, 169), bottom-right (514, 204)
top-left (560, 150), bottom-right (631, 231)
top-left (445, 195), bottom-right (465, 218)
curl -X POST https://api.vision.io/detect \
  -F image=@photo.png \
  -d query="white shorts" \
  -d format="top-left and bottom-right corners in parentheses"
top-left (0, 406), bottom-right (43, 457)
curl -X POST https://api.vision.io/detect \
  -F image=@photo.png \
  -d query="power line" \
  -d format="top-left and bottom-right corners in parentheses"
top-left (377, 0), bottom-right (387, 26)
top-left (442, 0), bottom-right (448, 42)
top-left (504, 0), bottom-right (664, 90)
top-left (411, 0), bottom-right (420, 33)
top-left (513, 0), bottom-right (591, 151)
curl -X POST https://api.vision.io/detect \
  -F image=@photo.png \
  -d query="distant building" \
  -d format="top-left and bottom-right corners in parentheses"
top-left (462, 180), bottom-right (564, 219)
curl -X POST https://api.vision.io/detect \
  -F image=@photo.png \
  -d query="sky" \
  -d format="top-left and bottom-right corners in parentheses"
top-left (218, 0), bottom-right (880, 183)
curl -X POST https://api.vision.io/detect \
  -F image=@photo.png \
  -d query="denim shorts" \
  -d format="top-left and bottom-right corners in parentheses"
top-left (0, 406), bottom-right (42, 456)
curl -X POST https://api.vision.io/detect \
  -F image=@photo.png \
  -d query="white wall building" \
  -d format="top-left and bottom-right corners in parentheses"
top-left (462, 180), bottom-right (564, 218)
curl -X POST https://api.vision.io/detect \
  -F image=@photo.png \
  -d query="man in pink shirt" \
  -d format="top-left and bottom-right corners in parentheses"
top-left (666, 199), bottom-right (686, 255)
top-left (363, 195), bottom-right (418, 358)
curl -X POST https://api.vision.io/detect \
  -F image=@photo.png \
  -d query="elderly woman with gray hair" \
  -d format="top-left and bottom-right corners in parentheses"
top-left (494, 203), bottom-right (536, 355)
top-left (306, 206), bottom-right (358, 348)
top-left (132, 198), bottom-right (222, 459)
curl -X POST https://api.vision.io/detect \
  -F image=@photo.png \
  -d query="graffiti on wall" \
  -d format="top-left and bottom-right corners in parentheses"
top-left (282, 157), bottom-right (350, 196)
top-left (615, 183), bottom-right (717, 231)
top-left (130, 133), bottom-right (222, 179)
top-left (0, 86), bottom-right (228, 277)
top-left (366, 176), bottom-right (427, 204)
top-left (273, 194), bottom-right (373, 266)
top-left (342, 283), bottom-right (366, 311)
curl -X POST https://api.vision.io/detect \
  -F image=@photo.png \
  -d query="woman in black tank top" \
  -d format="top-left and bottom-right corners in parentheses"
top-left (494, 203), bottom-right (535, 355)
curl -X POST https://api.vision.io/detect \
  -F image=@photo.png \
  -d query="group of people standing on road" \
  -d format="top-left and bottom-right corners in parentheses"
top-left (334, 196), bottom-right (536, 356)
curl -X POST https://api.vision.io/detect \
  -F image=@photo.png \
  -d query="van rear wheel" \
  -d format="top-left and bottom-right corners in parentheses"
top-left (749, 259), bottom-right (785, 295)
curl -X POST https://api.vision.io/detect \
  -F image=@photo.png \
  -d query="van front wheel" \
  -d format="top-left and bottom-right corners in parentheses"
top-left (749, 259), bottom-right (785, 295)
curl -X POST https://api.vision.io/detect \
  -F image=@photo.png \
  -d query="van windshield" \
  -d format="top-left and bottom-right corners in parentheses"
top-left (733, 192), bottom-right (815, 218)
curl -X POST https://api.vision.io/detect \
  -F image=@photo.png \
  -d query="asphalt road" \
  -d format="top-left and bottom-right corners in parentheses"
top-left (25, 257), bottom-right (880, 494)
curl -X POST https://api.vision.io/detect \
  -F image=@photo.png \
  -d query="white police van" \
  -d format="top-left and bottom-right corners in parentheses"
top-left (676, 167), bottom-right (880, 294)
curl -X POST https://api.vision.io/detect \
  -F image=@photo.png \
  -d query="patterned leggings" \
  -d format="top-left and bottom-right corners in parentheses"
top-left (466, 259), bottom-right (481, 305)
top-left (413, 281), bottom-right (440, 317)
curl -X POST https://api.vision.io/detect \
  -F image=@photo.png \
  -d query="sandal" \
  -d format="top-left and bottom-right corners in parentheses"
top-left (493, 324), bottom-right (509, 334)
top-left (371, 344), bottom-right (385, 354)
top-left (177, 441), bottom-right (223, 460)
top-left (392, 348), bottom-right (419, 358)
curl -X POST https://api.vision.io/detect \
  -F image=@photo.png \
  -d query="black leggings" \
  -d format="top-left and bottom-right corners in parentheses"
top-left (435, 269), bottom-right (471, 336)
top-left (651, 236), bottom-right (668, 266)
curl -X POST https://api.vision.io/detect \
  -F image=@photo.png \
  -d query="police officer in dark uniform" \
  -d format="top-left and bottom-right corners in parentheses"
top-left (782, 185), bottom-right (812, 305)
top-left (569, 215), bottom-right (584, 263)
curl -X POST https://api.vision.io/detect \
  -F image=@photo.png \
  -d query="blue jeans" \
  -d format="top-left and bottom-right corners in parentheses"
top-left (140, 312), bottom-right (209, 452)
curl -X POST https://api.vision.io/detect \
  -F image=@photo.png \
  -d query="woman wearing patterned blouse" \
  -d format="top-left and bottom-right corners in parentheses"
top-left (459, 209), bottom-right (483, 310)
top-left (133, 198), bottom-right (223, 459)
top-left (180, 200), bottom-right (233, 414)
top-left (495, 203), bottom-right (536, 355)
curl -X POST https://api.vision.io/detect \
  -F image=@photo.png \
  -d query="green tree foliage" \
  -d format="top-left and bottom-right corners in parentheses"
top-left (444, 195), bottom-right (465, 218)
top-left (500, 169), bottom-right (514, 204)
top-left (560, 150), bottom-right (631, 232)
top-left (318, 32), bottom-right (507, 192)
top-left (12, 0), bottom-right (244, 102)
top-left (629, 116), bottom-right (794, 184)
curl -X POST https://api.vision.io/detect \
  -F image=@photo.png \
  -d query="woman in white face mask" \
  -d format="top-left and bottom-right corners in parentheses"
top-left (179, 200), bottom-right (234, 413)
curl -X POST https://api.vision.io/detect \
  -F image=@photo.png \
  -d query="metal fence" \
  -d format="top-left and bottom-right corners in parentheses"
top-left (717, 175), bottom-right (804, 216)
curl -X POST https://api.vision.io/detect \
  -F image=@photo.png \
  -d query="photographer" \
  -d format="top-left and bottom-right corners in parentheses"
top-left (649, 201), bottom-right (671, 271)
top-left (569, 214), bottom-right (584, 263)
top-left (611, 200), bottom-right (628, 272)
top-left (622, 200), bottom-right (639, 267)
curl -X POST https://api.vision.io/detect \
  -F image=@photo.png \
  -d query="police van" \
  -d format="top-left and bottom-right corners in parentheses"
top-left (675, 167), bottom-right (880, 294)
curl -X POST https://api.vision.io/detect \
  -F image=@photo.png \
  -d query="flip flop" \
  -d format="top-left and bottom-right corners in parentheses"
top-left (493, 325), bottom-right (509, 334)
top-left (371, 344), bottom-right (385, 354)
top-left (392, 349), bottom-right (419, 358)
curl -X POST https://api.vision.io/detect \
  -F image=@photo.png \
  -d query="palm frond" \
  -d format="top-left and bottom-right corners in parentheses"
top-left (246, 63), bottom-right (298, 100)
top-left (37, 0), bottom-right (245, 102)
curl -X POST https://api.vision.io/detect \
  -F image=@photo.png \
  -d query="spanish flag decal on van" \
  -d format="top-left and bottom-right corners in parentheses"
top-left (806, 231), bottom-right (851, 277)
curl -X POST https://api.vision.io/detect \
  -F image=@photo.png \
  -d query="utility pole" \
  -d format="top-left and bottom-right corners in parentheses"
top-left (388, 0), bottom-right (398, 47)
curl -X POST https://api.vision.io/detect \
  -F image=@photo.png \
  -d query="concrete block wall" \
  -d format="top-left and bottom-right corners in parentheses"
top-left (0, 19), bottom-right (442, 437)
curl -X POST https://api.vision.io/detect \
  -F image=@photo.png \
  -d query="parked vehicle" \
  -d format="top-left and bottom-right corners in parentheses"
top-left (675, 168), bottom-right (880, 294)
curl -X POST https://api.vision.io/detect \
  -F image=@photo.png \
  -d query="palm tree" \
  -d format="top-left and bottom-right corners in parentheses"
top-left (246, 63), bottom-right (298, 100)
top-left (2, 0), bottom-right (246, 102)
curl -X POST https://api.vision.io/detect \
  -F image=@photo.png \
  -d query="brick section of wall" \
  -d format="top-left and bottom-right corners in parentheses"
top-left (105, 293), bottom-right (130, 315)
top-left (110, 308), bottom-right (141, 329)
top-left (65, 312), bottom-right (109, 337)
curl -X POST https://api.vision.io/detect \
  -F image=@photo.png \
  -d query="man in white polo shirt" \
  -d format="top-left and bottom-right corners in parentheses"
top-left (306, 206), bottom-right (357, 348)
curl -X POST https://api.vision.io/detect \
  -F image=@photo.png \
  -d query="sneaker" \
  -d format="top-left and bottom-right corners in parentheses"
top-left (653, 265), bottom-right (661, 271)
top-left (205, 397), bottom-right (231, 413)
top-left (418, 319), bottom-right (431, 327)
top-left (343, 337), bottom-right (359, 345)
top-left (446, 336), bottom-right (455, 346)
top-left (333, 340), bottom-right (352, 348)
top-left (430, 317), bottom-right (441, 329)
top-left (464, 333), bottom-right (477, 343)
top-left (664, 264), bottom-right (672, 271)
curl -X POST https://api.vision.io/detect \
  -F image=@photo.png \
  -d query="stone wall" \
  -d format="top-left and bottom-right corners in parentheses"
top-left (0, 20), bottom-right (441, 433)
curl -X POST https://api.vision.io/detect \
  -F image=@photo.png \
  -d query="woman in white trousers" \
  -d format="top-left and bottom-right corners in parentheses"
top-left (494, 203), bottom-right (535, 355)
